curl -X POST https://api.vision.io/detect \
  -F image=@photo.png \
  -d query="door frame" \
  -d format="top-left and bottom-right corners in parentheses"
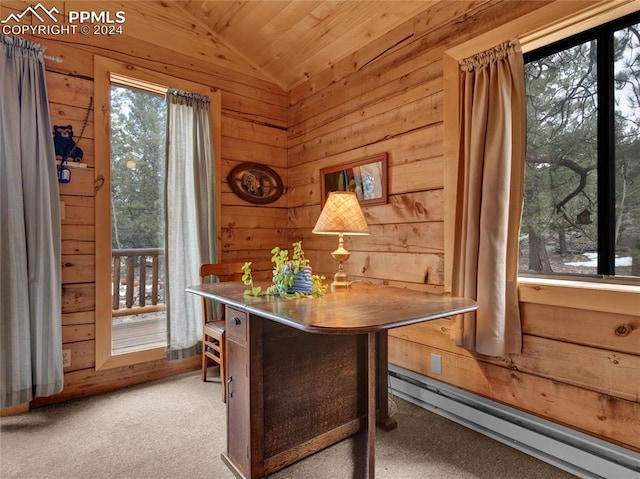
top-left (94, 56), bottom-right (222, 370)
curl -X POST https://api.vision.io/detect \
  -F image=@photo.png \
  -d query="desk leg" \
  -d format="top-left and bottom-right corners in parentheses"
top-left (367, 332), bottom-right (376, 479)
top-left (376, 331), bottom-right (397, 431)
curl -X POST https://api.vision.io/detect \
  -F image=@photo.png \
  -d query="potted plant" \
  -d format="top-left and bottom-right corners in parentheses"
top-left (242, 241), bottom-right (328, 298)
top-left (241, 262), bottom-right (261, 297)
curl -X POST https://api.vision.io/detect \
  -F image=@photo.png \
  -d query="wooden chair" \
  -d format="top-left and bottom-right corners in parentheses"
top-left (200, 262), bottom-right (245, 402)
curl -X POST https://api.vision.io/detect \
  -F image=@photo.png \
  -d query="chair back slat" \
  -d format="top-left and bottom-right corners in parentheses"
top-left (200, 262), bottom-right (244, 321)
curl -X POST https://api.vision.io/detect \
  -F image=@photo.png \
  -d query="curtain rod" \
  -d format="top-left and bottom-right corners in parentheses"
top-left (43, 54), bottom-right (63, 63)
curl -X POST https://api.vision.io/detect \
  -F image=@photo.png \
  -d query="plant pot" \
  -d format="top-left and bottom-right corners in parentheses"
top-left (284, 266), bottom-right (313, 294)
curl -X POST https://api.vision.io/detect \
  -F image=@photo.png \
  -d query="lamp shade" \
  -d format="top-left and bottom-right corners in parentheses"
top-left (313, 192), bottom-right (370, 235)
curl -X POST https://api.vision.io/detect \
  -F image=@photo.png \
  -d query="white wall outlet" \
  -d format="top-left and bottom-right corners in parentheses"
top-left (62, 349), bottom-right (71, 368)
top-left (430, 353), bottom-right (442, 375)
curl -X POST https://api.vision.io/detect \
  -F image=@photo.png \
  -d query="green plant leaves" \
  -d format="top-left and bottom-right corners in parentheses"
top-left (242, 243), bottom-right (328, 298)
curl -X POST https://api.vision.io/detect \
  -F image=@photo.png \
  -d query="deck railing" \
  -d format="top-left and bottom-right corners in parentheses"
top-left (112, 248), bottom-right (165, 317)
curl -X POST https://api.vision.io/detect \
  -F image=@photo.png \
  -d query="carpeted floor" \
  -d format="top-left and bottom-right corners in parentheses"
top-left (0, 370), bottom-right (577, 479)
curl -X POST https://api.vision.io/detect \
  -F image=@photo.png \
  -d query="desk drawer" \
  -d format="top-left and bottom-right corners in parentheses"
top-left (226, 306), bottom-right (247, 344)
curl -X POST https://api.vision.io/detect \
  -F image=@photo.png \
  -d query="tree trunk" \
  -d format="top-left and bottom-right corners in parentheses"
top-left (558, 227), bottom-right (567, 255)
top-left (632, 255), bottom-right (640, 276)
top-left (632, 241), bottom-right (640, 277)
top-left (528, 227), bottom-right (552, 272)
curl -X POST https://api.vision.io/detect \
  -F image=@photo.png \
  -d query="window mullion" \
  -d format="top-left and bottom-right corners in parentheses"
top-left (596, 29), bottom-right (615, 276)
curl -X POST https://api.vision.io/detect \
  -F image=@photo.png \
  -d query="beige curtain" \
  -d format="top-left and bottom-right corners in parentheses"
top-left (165, 89), bottom-right (217, 360)
top-left (451, 39), bottom-right (525, 357)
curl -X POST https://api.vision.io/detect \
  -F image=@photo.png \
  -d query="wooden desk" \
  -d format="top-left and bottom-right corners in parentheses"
top-left (186, 282), bottom-right (477, 479)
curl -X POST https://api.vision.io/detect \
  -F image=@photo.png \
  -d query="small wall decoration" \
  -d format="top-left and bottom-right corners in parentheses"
top-left (320, 153), bottom-right (388, 207)
top-left (227, 162), bottom-right (284, 204)
top-left (53, 125), bottom-right (83, 162)
top-left (53, 97), bottom-right (93, 184)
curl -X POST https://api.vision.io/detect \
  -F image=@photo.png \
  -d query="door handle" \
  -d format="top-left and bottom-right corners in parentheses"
top-left (227, 376), bottom-right (233, 398)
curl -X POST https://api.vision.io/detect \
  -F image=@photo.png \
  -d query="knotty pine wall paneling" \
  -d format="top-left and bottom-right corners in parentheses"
top-left (287, 0), bottom-right (640, 452)
top-left (4, 0), bottom-right (639, 454)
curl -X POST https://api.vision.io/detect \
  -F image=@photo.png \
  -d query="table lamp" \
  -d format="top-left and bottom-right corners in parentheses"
top-left (312, 191), bottom-right (370, 290)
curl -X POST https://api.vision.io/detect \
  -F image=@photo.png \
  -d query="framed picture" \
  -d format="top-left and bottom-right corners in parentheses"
top-left (227, 162), bottom-right (284, 204)
top-left (320, 153), bottom-right (388, 207)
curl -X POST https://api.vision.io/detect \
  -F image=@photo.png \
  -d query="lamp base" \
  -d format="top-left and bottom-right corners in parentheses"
top-left (331, 269), bottom-right (351, 291)
top-left (330, 280), bottom-right (352, 291)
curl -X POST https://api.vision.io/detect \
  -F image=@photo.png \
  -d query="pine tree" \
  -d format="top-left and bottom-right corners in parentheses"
top-left (110, 86), bottom-right (167, 250)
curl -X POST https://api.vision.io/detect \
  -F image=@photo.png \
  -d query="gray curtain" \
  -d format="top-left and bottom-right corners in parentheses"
top-left (165, 89), bottom-right (217, 360)
top-left (0, 35), bottom-right (63, 407)
top-left (451, 39), bottom-right (525, 357)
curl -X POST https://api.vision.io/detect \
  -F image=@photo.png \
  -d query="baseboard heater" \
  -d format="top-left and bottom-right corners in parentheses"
top-left (388, 365), bottom-right (640, 479)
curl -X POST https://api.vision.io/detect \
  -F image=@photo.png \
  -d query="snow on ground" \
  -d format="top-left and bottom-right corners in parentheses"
top-left (565, 252), bottom-right (632, 267)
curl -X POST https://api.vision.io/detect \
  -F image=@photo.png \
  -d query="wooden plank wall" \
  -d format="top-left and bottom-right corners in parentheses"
top-left (1, 1), bottom-right (288, 406)
top-left (287, 0), bottom-right (640, 452)
top-left (3, 0), bottom-right (638, 455)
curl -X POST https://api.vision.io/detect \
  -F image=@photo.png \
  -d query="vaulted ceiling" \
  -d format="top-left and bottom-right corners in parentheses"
top-left (93, 1), bottom-right (442, 91)
top-left (176, 0), bottom-right (438, 90)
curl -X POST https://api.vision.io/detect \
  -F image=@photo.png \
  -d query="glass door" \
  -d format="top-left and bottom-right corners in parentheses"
top-left (109, 83), bottom-right (167, 354)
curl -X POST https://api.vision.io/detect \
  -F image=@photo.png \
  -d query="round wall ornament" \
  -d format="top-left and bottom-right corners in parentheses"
top-left (227, 162), bottom-right (284, 204)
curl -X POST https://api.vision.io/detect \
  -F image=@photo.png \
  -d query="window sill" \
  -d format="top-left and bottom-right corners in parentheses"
top-left (518, 277), bottom-right (639, 316)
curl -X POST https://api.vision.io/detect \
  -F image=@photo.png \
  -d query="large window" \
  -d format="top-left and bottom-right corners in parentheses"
top-left (520, 12), bottom-right (640, 281)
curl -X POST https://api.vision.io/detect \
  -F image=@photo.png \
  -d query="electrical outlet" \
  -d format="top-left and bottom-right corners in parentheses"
top-left (62, 349), bottom-right (71, 368)
top-left (430, 353), bottom-right (442, 375)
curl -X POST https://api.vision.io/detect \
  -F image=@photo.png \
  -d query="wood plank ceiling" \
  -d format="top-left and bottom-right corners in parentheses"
top-left (99, 1), bottom-right (440, 91)
top-left (176, 1), bottom-right (438, 90)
